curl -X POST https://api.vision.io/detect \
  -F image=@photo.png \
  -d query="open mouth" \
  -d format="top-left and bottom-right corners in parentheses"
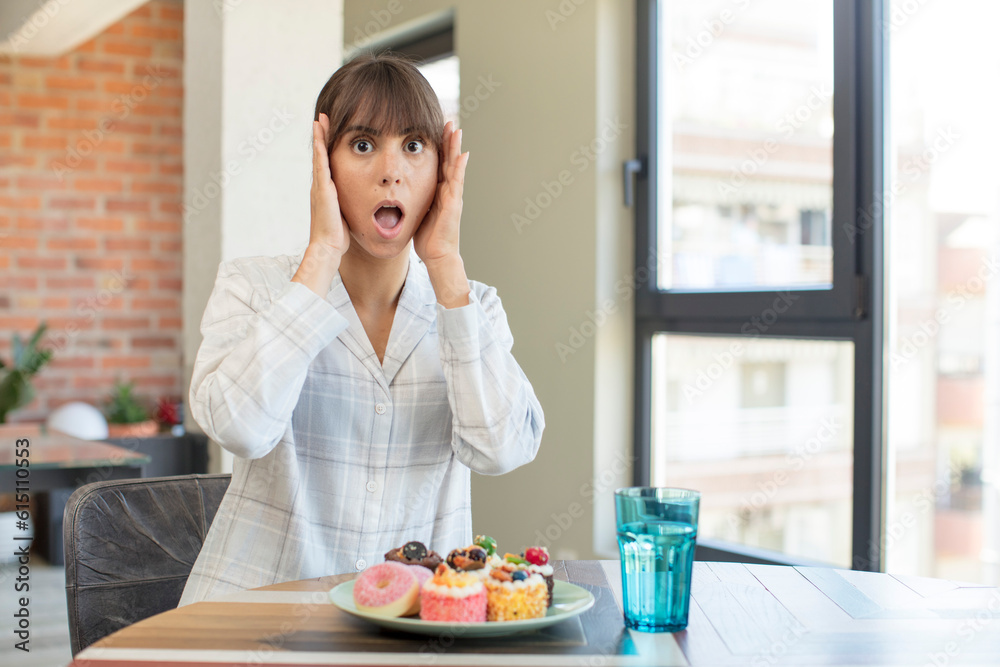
top-left (373, 200), bottom-right (405, 230)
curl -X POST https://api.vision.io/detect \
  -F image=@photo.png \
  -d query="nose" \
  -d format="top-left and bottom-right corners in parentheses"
top-left (380, 148), bottom-right (402, 185)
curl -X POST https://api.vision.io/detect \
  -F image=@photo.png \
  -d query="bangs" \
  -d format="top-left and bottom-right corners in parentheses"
top-left (316, 54), bottom-right (445, 155)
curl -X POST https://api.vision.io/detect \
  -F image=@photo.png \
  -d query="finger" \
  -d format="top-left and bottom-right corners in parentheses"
top-left (452, 151), bottom-right (469, 187)
top-left (317, 113), bottom-right (333, 170)
top-left (313, 125), bottom-right (326, 171)
top-left (441, 125), bottom-right (456, 177)
top-left (438, 122), bottom-right (451, 183)
top-left (446, 126), bottom-right (464, 179)
top-left (312, 122), bottom-right (323, 176)
top-left (313, 121), bottom-right (333, 183)
top-left (444, 121), bottom-right (456, 163)
top-left (319, 112), bottom-right (330, 147)
top-left (443, 150), bottom-right (468, 195)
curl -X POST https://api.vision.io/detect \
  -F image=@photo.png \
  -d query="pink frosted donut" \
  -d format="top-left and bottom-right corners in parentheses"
top-left (353, 562), bottom-right (419, 617)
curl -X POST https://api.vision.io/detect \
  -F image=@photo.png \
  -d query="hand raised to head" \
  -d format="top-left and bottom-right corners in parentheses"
top-left (310, 112), bottom-right (351, 258)
top-left (413, 120), bottom-right (470, 266)
top-left (293, 113), bottom-right (351, 297)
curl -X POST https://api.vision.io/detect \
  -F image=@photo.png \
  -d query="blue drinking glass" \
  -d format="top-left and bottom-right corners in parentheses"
top-left (615, 487), bottom-right (700, 632)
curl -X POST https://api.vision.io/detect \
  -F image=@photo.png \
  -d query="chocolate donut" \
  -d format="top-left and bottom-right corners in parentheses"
top-left (384, 540), bottom-right (443, 571)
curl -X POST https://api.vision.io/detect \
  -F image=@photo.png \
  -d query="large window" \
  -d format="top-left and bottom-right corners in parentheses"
top-left (660, 1), bottom-right (834, 291)
top-left (652, 335), bottom-right (855, 565)
top-left (885, 0), bottom-right (999, 584)
top-left (635, 0), bottom-right (883, 569)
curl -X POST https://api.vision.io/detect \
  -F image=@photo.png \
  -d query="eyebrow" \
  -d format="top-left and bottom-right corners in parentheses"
top-left (344, 125), bottom-right (379, 135)
top-left (343, 125), bottom-right (419, 136)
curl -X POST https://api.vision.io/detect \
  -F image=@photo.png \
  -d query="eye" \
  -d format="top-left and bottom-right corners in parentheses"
top-left (351, 139), bottom-right (373, 154)
top-left (405, 139), bottom-right (425, 154)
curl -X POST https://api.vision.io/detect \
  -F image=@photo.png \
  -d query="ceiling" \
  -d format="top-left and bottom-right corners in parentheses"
top-left (0, 0), bottom-right (150, 56)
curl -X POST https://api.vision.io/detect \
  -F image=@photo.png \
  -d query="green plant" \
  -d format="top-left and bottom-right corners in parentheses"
top-left (0, 322), bottom-right (54, 423)
top-left (104, 380), bottom-right (151, 424)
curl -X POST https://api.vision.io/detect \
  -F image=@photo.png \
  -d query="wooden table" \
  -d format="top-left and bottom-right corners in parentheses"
top-left (0, 423), bottom-right (150, 563)
top-left (69, 560), bottom-right (1000, 666)
top-left (0, 423), bottom-right (150, 489)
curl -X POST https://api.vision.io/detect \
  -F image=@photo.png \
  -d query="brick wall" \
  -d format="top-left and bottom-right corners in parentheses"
top-left (0, 0), bottom-right (184, 423)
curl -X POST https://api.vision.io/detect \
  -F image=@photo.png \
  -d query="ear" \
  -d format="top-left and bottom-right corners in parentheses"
top-left (437, 143), bottom-right (445, 184)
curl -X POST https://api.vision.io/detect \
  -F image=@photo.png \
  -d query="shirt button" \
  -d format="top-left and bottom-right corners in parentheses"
top-left (375, 403), bottom-right (387, 415)
top-left (366, 481), bottom-right (377, 493)
top-left (356, 559), bottom-right (367, 571)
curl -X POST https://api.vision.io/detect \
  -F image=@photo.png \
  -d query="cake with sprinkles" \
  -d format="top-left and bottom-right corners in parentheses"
top-left (484, 562), bottom-right (548, 621)
top-left (419, 563), bottom-right (487, 623)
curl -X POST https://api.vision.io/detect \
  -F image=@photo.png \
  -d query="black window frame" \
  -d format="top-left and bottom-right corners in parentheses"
top-left (632, 0), bottom-right (885, 571)
top-left (344, 16), bottom-right (454, 65)
top-left (380, 24), bottom-right (453, 64)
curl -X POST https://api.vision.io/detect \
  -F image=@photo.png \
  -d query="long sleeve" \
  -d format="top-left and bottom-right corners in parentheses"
top-left (188, 258), bottom-right (349, 459)
top-left (180, 259), bottom-right (540, 605)
top-left (437, 285), bottom-right (545, 475)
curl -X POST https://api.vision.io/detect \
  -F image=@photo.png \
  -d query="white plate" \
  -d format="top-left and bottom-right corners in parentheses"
top-left (328, 579), bottom-right (596, 638)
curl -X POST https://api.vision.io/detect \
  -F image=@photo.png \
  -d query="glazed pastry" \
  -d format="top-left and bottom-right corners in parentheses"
top-left (384, 540), bottom-right (443, 571)
top-left (446, 545), bottom-right (489, 571)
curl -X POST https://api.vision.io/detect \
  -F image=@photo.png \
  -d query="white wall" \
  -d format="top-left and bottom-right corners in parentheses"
top-left (182, 0), bottom-right (344, 473)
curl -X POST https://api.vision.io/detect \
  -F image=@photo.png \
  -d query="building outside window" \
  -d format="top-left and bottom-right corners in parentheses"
top-left (637, 0), bottom-right (999, 584)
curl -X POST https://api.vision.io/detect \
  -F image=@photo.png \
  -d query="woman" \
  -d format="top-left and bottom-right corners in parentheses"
top-left (178, 53), bottom-right (545, 606)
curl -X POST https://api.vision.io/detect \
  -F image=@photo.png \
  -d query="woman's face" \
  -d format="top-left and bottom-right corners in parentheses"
top-left (330, 122), bottom-right (439, 261)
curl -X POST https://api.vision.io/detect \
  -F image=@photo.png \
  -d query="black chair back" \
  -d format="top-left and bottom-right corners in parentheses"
top-left (63, 473), bottom-right (231, 655)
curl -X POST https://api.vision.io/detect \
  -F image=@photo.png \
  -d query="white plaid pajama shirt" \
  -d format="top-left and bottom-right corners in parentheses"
top-left (177, 253), bottom-right (544, 606)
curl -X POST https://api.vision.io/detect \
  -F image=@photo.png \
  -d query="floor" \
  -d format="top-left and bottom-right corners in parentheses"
top-left (0, 554), bottom-right (73, 667)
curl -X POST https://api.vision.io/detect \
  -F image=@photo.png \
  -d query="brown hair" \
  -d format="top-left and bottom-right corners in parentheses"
top-left (313, 52), bottom-right (444, 156)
